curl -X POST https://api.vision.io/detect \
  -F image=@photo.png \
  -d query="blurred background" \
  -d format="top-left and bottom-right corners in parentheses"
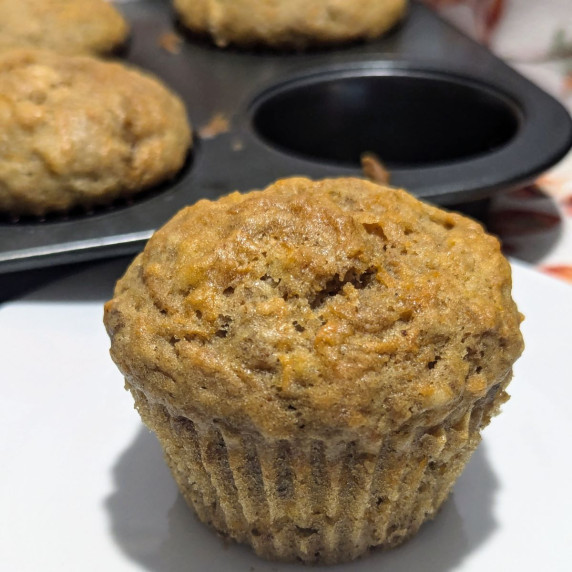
top-left (423, 0), bottom-right (572, 282)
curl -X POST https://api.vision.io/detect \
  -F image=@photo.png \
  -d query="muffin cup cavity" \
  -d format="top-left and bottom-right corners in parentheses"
top-left (251, 71), bottom-right (521, 169)
top-left (129, 376), bottom-right (511, 564)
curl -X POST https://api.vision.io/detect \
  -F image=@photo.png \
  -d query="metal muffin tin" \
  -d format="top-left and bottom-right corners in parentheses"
top-left (1, 0), bottom-right (571, 273)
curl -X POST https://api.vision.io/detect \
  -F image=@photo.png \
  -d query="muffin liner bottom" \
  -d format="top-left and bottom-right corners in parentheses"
top-left (129, 379), bottom-right (509, 564)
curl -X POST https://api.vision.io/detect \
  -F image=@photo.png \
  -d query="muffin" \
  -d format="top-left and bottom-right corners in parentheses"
top-left (104, 177), bottom-right (523, 564)
top-left (0, 0), bottom-right (129, 56)
top-left (173, 0), bottom-right (407, 49)
top-left (0, 49), bottom-right (191, 217)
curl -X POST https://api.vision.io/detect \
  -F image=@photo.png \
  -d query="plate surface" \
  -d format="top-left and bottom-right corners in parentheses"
top-left (0, 259), bottom-right (570, 571)
top-left (0, 0), bottom-right (570, 273)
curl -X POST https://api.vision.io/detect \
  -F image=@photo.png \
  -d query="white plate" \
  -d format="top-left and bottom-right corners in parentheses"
top-left (1, 259), bottom-right (570, 572)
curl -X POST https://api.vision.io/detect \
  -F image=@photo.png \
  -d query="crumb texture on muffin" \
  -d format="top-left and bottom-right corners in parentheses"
top-left (105, 177), bottom-right (523, 441)
top-left (0, 49), bottom-right (191, 217)
top-left (173, 0), bottom-right (407, 49)
top-left (0, 0), bottom-right (129, 56)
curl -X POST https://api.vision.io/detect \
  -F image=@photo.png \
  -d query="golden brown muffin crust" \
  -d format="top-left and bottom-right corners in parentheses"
top-left (0, 49), bottom-right (191, 217)
top-left (105, 178), bottom-right (523, 442)
top-left (173, 0), bottom-right (407, 49)
top-left (0, 0), bottom-right (129, 56)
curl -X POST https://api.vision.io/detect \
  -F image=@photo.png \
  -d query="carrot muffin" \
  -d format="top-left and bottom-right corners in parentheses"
top-left (173, 0), bottom-right (407, 49)
top-left (0, 0), bottom-right (129, 56)
top-left (0, 49), bottom-right (191, 217)
top-left (104, 177), bottom-right (523, 564)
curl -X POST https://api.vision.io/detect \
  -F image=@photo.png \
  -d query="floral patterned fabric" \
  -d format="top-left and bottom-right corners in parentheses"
top-left (423, 0), bottom-right (572, 284)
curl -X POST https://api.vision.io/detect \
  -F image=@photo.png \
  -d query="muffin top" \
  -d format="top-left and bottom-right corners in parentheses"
top-left (173, 0), bottom-right (407, 49)
top-left (0, 0), bottom-right (128, 56)
top-left (105, 178), bottom-right (523, 441)
top-left (0, 49), bottom-right (191, 217)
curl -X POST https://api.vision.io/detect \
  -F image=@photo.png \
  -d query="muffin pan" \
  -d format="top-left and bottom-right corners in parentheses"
top-left (1, 0), bottom-right (571, 273)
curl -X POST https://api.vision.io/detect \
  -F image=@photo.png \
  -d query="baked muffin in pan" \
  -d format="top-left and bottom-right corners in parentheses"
top-left (0, 49), bottom-right (192, 218)
top-left (174, 0), bottom-right (407, 49)
top-left (0, 0), bottom-right (129, 56)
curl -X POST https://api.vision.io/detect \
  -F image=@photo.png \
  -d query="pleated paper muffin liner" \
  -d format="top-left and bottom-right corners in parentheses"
top-left (129, 377), bottom-right (510, 565)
